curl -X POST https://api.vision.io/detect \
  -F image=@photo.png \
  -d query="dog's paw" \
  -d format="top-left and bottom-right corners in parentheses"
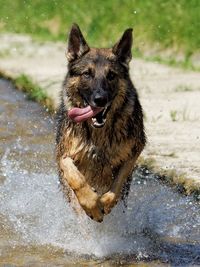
top-left (60, 155), bottom-right (73, 169)
top-left (76, 186), bottom-right (104, 223)
top-left (100, 191), bottom-right (117, 215)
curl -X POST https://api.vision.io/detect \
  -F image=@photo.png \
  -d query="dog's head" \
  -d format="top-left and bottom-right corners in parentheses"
top-left (65, 23), bottom-right (133, 128)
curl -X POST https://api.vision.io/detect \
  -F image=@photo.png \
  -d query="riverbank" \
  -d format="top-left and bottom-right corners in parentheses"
top-left (0, 33), bottom-right (199, 195)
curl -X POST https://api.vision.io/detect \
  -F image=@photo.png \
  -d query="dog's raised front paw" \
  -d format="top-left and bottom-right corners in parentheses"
top-left (100, 191), bottom-right (117, 215)
top-left (76, 186), bottom-right (104, 223)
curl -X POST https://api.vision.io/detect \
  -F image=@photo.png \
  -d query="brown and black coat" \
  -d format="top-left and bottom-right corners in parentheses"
top-left (56, 24), bottom-right (146, 222)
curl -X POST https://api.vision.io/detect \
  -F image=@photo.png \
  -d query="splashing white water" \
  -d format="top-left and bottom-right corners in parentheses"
top-left (0, 143), bottom-right (151, 259)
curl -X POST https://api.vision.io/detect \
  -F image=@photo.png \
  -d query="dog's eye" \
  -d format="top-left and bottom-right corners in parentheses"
top-left (82, 70), bottom-right (92, 79)
top-left (107, 71), bottom-right (116, 81)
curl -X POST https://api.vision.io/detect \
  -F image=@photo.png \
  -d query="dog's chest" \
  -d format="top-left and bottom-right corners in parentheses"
top-left (66, 129), bottom-right (134, 193)
top-left (87, 137), bottom-right (133, 167)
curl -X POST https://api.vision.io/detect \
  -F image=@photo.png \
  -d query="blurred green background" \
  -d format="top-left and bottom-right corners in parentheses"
top-left (0, 0), bottom-right (199, 60)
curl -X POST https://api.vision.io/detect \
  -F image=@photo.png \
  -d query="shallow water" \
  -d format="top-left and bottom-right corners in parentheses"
top-left (0, 79), bottom-right (200, 266)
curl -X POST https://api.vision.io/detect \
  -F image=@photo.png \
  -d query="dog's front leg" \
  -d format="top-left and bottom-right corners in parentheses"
top-left (60, 155), bottom-right (104, 222)
top-left (100, 158), bottom-right (137, 215)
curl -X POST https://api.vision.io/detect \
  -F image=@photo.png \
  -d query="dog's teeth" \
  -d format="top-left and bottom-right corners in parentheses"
top-left (92, 118), bottom-right (106, 128)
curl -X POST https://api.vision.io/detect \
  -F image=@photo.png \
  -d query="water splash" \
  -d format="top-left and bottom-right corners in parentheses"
top-left (0, 141), bottom-right (152, 258)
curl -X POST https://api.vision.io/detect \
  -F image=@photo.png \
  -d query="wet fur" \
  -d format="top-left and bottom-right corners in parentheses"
top-left (56, 24), bottom-right (146, 222)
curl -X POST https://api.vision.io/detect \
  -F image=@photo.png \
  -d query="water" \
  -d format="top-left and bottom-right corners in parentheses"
top-left (0, 79), bottom-right (200, 266)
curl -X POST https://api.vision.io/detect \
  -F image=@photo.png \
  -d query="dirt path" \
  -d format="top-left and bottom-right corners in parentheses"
top-left (0, 34), bottom-right (199, 191)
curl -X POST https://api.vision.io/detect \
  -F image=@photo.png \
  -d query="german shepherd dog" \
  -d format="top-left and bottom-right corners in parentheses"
top-left (56, 24), bottom-right (146, 222)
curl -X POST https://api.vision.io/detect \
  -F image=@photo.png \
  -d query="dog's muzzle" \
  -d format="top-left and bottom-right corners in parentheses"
top-left (68, 102), bottom-right (111, 128)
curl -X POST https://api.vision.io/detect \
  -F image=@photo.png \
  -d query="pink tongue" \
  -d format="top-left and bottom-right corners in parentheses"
top-left (68, 106), bottom-right (103, 123)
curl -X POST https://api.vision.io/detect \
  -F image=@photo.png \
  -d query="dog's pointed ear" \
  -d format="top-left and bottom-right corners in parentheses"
top-left (66, 23), bottom-right (90, 62)
top-left (112, 28), bottom-right (133, 66)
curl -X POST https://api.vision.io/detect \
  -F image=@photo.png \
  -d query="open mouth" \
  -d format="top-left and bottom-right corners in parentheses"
top-left (91, 104), bottom-right (110, 128)
top-left (68, 103), bottom-right (110, 128)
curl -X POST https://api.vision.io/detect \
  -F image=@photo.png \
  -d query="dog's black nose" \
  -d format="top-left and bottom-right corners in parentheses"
top-left (93, 93), bottom-right (107, 107)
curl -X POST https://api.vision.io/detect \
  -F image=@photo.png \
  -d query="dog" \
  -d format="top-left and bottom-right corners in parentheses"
top-left (56, 23), bottom-right (146, 222)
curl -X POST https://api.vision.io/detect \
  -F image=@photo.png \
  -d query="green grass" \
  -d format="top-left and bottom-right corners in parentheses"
top-left (14, 74), bottom-right (54, 111)
top-left (175, 85), bottom-right (194, 92)
top-left (144, 55), bottom-right (200, 71)
top-left (0, 71), bottom-right (54, 111)
top-left (0, 0), bottom-right (199, 59)
top-left (170, 110), bottom-right (178, 122)
top-left (14, 74), bottom-right (47, 101)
